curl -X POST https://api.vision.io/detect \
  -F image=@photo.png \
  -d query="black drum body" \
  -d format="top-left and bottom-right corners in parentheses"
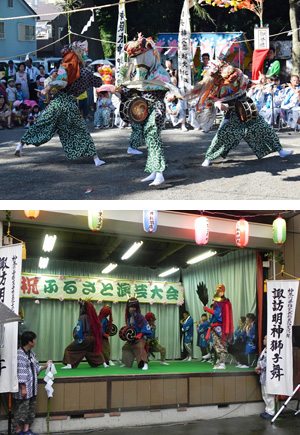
top-left (120, 97), bottom-right (149, 124)
top-left (235, 97), bottom-right (258, 123)
top-left (119, 326), bottom-right (137, 342)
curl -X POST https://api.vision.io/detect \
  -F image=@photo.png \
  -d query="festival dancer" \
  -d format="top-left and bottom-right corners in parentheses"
top-left (14, 41), bottom-right (105, 167)
top-left (145, 312), bottom-right (169, 365)
top-left (117, 33), bottom-right (181, 186)
top-left (187, 61), bottom-right (293, 167)
top-left (99, 305), bottom-right (115, 368)
top-left (180, 311), bottom-right (194, 361)
top-left (119, 297), bottom-right (152, 370)
top-left (204, 284), bottom-right (234, 370)
top-left (62, 300), bottom-right (105, 369)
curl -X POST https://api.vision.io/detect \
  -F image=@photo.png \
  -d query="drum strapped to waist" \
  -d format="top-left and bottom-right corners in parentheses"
top-left (105, 323), bottom-right (118, 336)
top-left (120, 97), bottom-right (149, 124)
top-left (119, 326), bottom-right (137, 342)
top-left (235, 97), bottom-right (258, 123)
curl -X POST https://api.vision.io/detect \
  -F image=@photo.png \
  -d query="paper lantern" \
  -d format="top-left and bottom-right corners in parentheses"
top-left (273, 217), bottom-right (286, 245)
top-left (195, 216), bottom-right (209, 245)
top-left (143, 210), bottom-right (158, 233)
top-left (88, 210), bottom-right (103, 232)
top-left (235, 218), bottom-right (249, 248)
top-left (24, 210), bottom-right (40, 219)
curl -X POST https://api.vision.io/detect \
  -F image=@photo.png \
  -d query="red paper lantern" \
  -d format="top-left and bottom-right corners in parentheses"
top-left (24, 210), bottom-right (40, 219)
top-left (88, 210), bottom-right (103, 232)
top-left (235, 218), bottom-right (249, 248)
top-left (195, 216), bottom-right (209, 245)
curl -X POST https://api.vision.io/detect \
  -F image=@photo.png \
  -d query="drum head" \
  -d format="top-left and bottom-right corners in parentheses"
top-left (128, 97), bottom-right (148, 124)
top-left (106, 323), bottom-right (118, 336)
top-left (125, 327), bottom-right (137, 342)
top-left (235, 98), bottom-right (257, 123)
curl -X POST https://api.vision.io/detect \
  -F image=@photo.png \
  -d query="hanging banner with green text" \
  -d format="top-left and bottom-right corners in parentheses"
top-left (20, 273), bottom-right (185, 305)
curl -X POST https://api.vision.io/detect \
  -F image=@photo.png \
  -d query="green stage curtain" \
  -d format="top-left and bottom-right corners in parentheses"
top-left (19, 259), bottom-right (181, 362)
top-left (182, 250), bottom-right (257, 359)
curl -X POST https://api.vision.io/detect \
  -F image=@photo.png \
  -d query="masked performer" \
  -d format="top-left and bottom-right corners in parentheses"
top-left (117, 33), bottom-right (181, 186)
top-left (15, 41), bottom-right (105, 167)
top-left (119, 297), bottom-right (152, 370)
top-left (204, 284), bottom-right (233, 370)
top-left (187, 61), bottom-right (293, 167)
top-left (62, 300), bottom-right (105, 369)
top-left (145, 312), bottom-right (169, 366)
top-left (99, 305), bottom-right (115, 368)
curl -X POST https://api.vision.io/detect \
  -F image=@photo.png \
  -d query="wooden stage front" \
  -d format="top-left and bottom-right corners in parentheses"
top-left (31, 361), bottom-right (263, 417)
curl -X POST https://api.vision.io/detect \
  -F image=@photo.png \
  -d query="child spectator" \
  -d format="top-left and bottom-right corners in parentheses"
top-left (197, 313), bottom-right (211, 360)
top-left (0, 95), bottom-right (12, 129)
top-left (165, 92), bottom-right (187, 131)
top-left (254, 335), bottom-right (275, 419)
top-left (12, 100), bottom-right (23, 126)
top-left (37, 78), bottom-right (49, 111)
top-left (238, 313), bottom-right (257, 368)
top-left (77, 91), bottom-right (89, 122)
top-left (6, 78), bottom-right (17, 109)
top-left (16, 82), bottom-right (26, 103)
top-left (94, 90), bottom-right (115, 129)
top-left (0, 79), bottom-right (7, 101)
top-left (27, 105), bottom-right (41, 127)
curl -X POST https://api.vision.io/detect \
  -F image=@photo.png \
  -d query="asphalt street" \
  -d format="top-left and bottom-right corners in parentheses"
top-left (1, 121), bottom-right (300, 201)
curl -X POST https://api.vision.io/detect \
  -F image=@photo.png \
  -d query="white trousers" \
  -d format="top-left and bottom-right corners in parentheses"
top-left (261, 384), bottom-right (275, 415)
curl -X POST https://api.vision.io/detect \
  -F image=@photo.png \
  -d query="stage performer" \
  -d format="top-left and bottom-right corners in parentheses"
top-left (187, 61), bottom-right (293, 167)
top-left (116, 32), bottom-right (181, 186)
top-left (180, 311), bottom-right (193, 361)
top-left (196, 313), bottom-right (211, 361)
top-left (14, 41), bottom-right (105, 167)
top-left (62, 300), bottom-right (105, 369)
top-left (204, 284), bottom-right (234, 370)
top-left (99, 305), bottom-right (115, 368)
top-left (119, 297), bottom-right (152, 370)
top-left (145, 312), bottom-right (169, 366)
top-left (13, 331), bottom-right (51, 435)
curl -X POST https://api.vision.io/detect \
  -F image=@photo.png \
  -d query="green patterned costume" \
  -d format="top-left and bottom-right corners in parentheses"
top-left (206, 110), bottom-right (282, 161)
top-left (21, 93), bottom-right (97, 159)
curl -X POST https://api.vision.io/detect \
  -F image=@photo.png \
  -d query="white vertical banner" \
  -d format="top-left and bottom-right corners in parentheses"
top-left (115, 0), bottom-right (126, 85)
top-left (178, 0), bottom-right (191, 95)
top-left (0, 244), bottom-right (22, 393)
top-left (266, 280), bottom-right (299, 396)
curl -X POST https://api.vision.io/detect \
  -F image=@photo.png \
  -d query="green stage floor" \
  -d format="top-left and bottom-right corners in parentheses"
top-left (40, 361), bottom-right (254, 378)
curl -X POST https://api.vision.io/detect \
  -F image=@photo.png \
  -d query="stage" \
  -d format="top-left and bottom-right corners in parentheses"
top-left (29, 361), bottom-right (262, 416)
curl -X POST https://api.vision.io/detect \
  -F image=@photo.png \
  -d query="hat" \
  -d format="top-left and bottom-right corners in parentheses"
top-left (15, 82), bottom-right (21, 85)
top-left (13, 100), bottom-right (22, 107)
top-left (86, 58), bottom-right (92, 64)
top-left (213, 284), bottom-right (226, 302)
top-left (39, 77), bottom-right (46, 82)
top-left (1, 79), bottom-right (6, 83)
top-left (7, 78), bottom-right (14, 82)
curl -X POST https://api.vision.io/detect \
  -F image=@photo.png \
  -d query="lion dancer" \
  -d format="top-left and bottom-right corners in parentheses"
top-left (62, 300), bottom-right (105, 369)
top-left (204, 284), bottom-right (233, 370)
top-left (119, 298), bottom-right (152, 370)
top-left (117, 33), bottom-right (181, 186)
top-left (187, 61), bottom-right (293, 167)
top-left (15, 41), bottom-right (105, 166)
top-left (145, 312), bottom-right (169, 366)
top-left (99, 305), bottom-right (115, 368)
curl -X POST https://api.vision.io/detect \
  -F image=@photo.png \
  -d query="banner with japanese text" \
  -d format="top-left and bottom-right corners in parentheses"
top-left (0, 244), bottom-right (22, 393)
top-left (115, 0), bottom-right (126, 85)
top-left (20, 273), bottom-right (184, 305)
top-left (266, 280), bottom-right (299, 396)
top-left (178, 0), bottom-right (191, 94)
